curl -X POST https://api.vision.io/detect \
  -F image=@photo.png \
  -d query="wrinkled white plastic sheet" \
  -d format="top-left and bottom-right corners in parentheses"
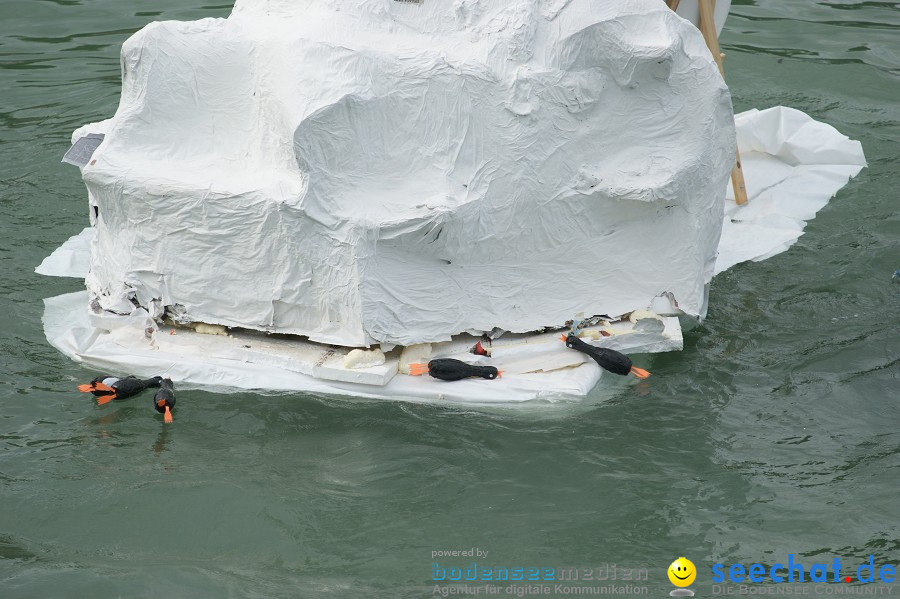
top-left (46, 107), bottom-right (866, 281)
top-left (715, 107), bottom-right (866, 273)
top-left (35, 226), bottom-right (92, 278)
top-left (74, 0), bottom-right (737, 348)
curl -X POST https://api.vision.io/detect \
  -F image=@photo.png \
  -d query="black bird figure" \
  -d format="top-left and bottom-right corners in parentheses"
top-left (152, 378), bottom-right (176, 423)
top-left (408, 358), bottom-right (502, 381)
top-left (561, 333), bottom-right (650, 379)
top-left (77, 375), bottom-right (163, 405)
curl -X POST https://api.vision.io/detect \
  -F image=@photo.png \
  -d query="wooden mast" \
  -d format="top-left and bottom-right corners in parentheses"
top-left (669, 0), bottom-right (749, 205)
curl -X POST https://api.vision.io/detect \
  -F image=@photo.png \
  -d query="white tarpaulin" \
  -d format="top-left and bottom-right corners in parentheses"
top-left (72, 0), bottom-right (737, 347)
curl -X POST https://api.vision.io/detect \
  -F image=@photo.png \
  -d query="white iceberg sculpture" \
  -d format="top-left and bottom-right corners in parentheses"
top-left (74, 0), bottom-right (736, 348)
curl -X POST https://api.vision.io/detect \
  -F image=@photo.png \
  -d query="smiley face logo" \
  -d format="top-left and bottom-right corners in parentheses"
top-left (668, 557), bottom-right (697, 587)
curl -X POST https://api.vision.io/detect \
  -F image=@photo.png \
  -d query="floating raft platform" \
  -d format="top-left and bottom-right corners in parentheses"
top-left (43, 290), bottom-right (679, 405)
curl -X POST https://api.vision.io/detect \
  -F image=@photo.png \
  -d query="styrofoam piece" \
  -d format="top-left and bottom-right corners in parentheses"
top-left (80, 304), bottom-right (403, 387)
top-left (313, 350), bottom-right (398, 386)
top-left (343, 348), bottom-right (386, 369)
top-left (72, 0), bottom-right (736, 347)
top-left (35, 227), bottom-right (93, 278)
top-left (500, 350), bottom-right (589, 376)
top-left (157, 324), bottom-right (399, 386)
top-left (43, 291), bottom-right (603, 404)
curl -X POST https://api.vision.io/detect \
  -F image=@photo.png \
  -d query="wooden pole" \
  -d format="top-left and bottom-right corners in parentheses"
top-left (695, 0), bottom-right (749, 206)
top-left (666, 0), bottom-right (681, 10)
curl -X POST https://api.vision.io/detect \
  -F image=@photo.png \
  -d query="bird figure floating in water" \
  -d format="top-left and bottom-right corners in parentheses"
top-left (560, 333), bottom-right (650, 379)
top-left (152, 378), bottom-right (176, 423)
top-left (78, 375), bottom-right (164, 405)
top-left (408, 358), bottom-right (501, 381)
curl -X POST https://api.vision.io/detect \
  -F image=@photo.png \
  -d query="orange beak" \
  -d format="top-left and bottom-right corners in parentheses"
top-left (164, 405), bottom-right (173, 423)
top-left (630, 367), bottom-right (651, 380)
top-left (407, 363), bottom-right (430, 376)
top-left (79, 382), bottom-right (114, 393)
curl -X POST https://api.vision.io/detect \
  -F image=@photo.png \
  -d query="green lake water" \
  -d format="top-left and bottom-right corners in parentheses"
top-left (1, 1), bottom-right (897, 597)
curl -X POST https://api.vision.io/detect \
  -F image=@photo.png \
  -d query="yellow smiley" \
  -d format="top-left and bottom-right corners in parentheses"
top-left (668, 557), bottom-right (697, 587)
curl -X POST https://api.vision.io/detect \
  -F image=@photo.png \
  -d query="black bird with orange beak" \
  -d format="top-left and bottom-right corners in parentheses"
top-left (408, 358), bottom-right (502, 381)
top-left (561, 333), bottom-right (651, 379)
top-left (77, 375), bottom-right (163, 405)
top-left (152, 378), bottom-right (176, 423)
